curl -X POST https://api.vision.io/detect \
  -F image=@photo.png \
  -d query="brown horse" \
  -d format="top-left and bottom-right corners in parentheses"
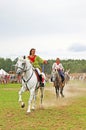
top-left (51, 69), bottom-right (65, 98)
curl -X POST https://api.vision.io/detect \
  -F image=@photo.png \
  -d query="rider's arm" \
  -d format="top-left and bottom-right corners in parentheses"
top-left (52, 63), bottom-right (58, 70)
top-left (59, 63), bottom-right (64, 71)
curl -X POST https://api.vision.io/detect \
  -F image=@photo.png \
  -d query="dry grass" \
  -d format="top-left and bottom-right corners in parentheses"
top-left (0, 81), bottom-right (86, 130)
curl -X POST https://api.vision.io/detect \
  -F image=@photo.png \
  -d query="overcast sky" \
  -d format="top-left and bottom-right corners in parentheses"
top-left (0, 0), bottom-right (86, 60)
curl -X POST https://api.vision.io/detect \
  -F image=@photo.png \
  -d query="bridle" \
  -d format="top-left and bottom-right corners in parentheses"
top-left (16, 62), bottom-right (34, 83)
top-left (16, 65), bottom-right (32, 73)
top-left (16, 59), bottom-right (38, 89)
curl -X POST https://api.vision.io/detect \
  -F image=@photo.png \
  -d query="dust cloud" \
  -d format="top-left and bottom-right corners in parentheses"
top-left (40, 81), bottom-right (86, 108)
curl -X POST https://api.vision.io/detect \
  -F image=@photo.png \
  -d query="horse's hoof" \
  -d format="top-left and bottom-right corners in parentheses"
top-left (26, 111), bottom-right (31, 115)
top-left (21, 102), bottom-right (25, 108)
top-left (62, 95), bottom-right (64, 98)
top-left (27, 110), bottom-right (31, 113)
top-left (31, 106), bottom-right (35, 110)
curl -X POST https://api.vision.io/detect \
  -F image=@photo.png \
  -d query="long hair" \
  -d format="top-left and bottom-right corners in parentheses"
top-left (29, 48), bottom-right (36, 55)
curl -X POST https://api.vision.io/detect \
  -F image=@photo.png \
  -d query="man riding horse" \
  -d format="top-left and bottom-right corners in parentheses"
top-left (51, 58), bottom-right (65, 97)
top-left (52, 58), bottom-right (65, 83)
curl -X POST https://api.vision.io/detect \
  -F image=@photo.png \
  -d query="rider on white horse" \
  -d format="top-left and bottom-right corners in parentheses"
top-left (27, 48), bottom-right (47, 87)
top-left (16, 56), bottom-right (46, 113)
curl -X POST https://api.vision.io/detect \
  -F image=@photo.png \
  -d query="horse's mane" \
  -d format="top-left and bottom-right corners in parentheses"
top-left (18, 56), bottom-right (30, 62)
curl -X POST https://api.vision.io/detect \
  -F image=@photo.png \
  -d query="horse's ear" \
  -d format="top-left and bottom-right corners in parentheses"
top-left (23, 56), bottom-right (26, 59)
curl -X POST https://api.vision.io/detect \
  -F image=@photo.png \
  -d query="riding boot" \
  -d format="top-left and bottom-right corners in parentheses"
top-left (39, 74), bottom-right (44, 87)
top-left (61, 76), bottom-right (64, 83)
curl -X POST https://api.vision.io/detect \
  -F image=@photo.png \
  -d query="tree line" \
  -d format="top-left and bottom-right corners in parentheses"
top-left (0, 57), bottom-right (86, 74)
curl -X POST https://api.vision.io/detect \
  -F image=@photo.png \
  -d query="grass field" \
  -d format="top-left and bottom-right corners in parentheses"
top-left (0, 81), bottom-right (86, 130)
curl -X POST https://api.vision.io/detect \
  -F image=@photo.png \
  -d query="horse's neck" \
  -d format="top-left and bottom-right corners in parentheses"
top-left (56, 71), bottom-right (60, 79)
top-left (24, 65), bottom-right (33, 79)
top-left (56, 71), bottom-right (59, 76)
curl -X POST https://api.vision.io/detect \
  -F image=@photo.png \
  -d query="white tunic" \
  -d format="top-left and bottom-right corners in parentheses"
top-left (52, 63), bottom-right (64, 71)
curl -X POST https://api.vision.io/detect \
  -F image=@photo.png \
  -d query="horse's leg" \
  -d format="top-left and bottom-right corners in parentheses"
top-left (40, 87), bottom-right (44, 104)
top-left (18, 85), bottom-right (27, 108)
top-left (18, 80), bottom-right (26, 102)
top-left (18, 85), bottom-right (26, 102)
top-left (27, 89), bottom-right (35, 113)
top-left (60, 86), bottom-right (64, 97)
top-left (31, 89), bottom-right (38, 110)
top-left (55, 86), bottom-right (59, 98)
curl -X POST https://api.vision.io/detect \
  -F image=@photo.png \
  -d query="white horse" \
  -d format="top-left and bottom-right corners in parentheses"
top-left (15, 56), bottom-right (46, 113)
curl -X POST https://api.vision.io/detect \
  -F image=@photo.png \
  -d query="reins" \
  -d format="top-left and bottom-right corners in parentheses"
top-left (22, 71), bottom-right (33, 84)
top-left (22, 69), bottom-right (39, 90)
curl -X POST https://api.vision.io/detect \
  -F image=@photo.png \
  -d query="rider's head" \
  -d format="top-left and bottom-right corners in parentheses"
top-left (56, 58), bottom-right (60, 64)
top-left (29, 48), bottom-right (36, 55)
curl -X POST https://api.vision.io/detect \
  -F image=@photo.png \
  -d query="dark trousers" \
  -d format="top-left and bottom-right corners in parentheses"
top-left (58, 70), bottom-right (65, 82)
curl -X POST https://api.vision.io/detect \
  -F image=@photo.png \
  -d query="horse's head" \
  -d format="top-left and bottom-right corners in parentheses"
top-left (51, 69), bottom-right (59, 82)
top-left (15, 56), bottom-right (32, 75)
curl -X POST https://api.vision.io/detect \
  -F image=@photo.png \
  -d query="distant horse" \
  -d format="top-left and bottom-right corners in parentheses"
top-left (64, 69), bottom-right (70, 84)
top-left (15, 56), bottom-right (46, 113)
top-left (51, 69), bottom-right (65, 98)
